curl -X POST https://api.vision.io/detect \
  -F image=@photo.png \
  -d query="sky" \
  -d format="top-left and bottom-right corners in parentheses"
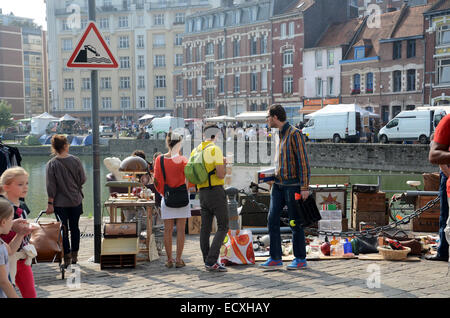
top-left (0, 0), bottom-right (47, 30)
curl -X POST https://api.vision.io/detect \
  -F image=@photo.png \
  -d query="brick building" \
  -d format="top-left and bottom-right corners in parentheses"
top-left (356, 0), bottom-right (429, 17)
top-left (341, 4), bottom-right (431, 124)
top-left (424, 0), bottom-right (450, 106)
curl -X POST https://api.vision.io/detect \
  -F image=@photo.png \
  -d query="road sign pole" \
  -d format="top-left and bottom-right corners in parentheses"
top-left (88, 0), bottom-right (101, 263)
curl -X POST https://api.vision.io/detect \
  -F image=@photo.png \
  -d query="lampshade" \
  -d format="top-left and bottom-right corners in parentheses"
top-left (119, 156), bottom-right (148, 172)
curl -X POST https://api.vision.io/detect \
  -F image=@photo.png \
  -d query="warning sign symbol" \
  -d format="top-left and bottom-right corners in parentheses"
top-left (67, 22), bottom-right (118, 69)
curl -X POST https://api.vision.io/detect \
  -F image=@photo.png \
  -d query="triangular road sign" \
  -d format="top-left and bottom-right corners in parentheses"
top-left (67, 22), bottom-right (118, 69)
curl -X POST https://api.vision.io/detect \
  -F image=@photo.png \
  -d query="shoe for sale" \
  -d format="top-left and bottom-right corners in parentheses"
top-left (205, 262), bottom-right (228, 272)
top-left (286, 258), bottom-right (308, 270)
top-left (259, 258), bottom-right (283, 269)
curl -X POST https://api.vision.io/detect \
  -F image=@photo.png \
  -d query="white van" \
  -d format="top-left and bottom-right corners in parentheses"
top-left (378, 109), bottom-right (445, 144)
top-left (145, 116), bottom-right (185, 138)
top-left (302, 104), bottom-right (363, 143)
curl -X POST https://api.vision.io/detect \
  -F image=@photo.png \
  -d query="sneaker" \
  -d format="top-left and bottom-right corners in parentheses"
top-left (205, 262), bottom-right (228, 272)
top-left (259, 258), bottom-right (283, 269)
top-left (287, 258), bottom-right (307, 270)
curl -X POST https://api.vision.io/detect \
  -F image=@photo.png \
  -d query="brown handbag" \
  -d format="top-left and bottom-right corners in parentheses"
top-left (30, 211), bottom-right (63, 262)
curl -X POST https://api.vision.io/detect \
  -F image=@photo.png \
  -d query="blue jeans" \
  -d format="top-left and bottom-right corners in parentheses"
top-left (438, 172), bottom-right (449, 258)
top-left (268, 181), bottom-right (306, 260)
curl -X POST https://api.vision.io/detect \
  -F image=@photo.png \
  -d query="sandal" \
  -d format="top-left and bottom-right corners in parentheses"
top-left (175, 260), bottom-right (186, 268)
top-left (165, 260), bottom-right (174, 268)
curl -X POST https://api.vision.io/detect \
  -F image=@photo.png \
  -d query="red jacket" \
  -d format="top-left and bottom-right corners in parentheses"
top-left (153, 155), bottom-right (188, 195)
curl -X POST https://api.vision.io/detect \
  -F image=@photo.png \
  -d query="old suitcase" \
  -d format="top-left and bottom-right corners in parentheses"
top-left (103, 222), bottom-right (137, 238)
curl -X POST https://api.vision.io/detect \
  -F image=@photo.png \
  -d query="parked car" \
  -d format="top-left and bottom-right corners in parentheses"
top-left (145, 116), bottom-right (185, 138)
top-left (99, 125), bottom-right (114, 137)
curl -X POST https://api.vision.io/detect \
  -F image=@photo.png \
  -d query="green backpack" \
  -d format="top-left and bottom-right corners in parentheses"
top-left (184, 143), bottom-right (216, 186)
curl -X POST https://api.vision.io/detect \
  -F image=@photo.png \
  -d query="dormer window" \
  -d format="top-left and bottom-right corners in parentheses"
top-left (355, 46), bottom-right (365, 60)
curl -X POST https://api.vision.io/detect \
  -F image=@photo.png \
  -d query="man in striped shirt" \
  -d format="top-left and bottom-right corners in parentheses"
top-left (260, 104), bottom-right (311, 270)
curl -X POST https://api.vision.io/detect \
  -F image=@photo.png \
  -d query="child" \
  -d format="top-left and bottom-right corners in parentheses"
top-left (0, 167), bottom-right (36, 298)
top-left (0, 198), bottom-right (19, 298)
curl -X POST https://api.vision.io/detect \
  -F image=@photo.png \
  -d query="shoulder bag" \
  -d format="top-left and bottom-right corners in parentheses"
top-left (160, 155), bottom-right (189, 208)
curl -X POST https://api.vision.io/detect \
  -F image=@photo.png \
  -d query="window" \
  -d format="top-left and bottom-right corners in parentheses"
top-left (197, 76), bottom-right (202, 95)
top-left (260, 36), bottom-right (267, 54)
top-left (175, 54), bottom-right (183, 67)
top-left (62, 39), bottom-right (72, 51)
top-left (366, 72), bottom-right (373, 93)
top-left (138, 96), bottom-right (146, 109)
top-left (327, 50), bottom-right (334, 67)
top-left (353, 74), bottom-right (360, 94)
top-left (288, 22), bottom-right (295, 38)
top-left (101, 77), bottom-right (111, 89)
top-left (233, 39), bottom-right (240, 57)
top-left (155, 75), bottom-right (166, 88)
top-left (206, 62), bottom-right (214, 80)
top-left (234, 74), bottom-right (240, 93)
top-left (206, 42), bottom-right (214, 56)
top-left (315, 50), bottom-right (322, 68)
top-left (153, 34), bottom-right (165, 48)
top-left (393, 41), bottom-right (402, 60)
top-left (219, 75), bottom-right (225, 94)
top-left (175, 12), bottom-right (185, 24)
top-left (82, 78), bottom-right (91, 90)
top-left (186, 46), bottom-right (192, 63)
top-left (62, 20), bottom-right (70, 31)
top-left (155, 96), bottom-right (166, 108)
top-left (138, 76), bottom-right (145, 89)
top-left (218, 41), bottom-right (225, 59)
top-left (120, 96), bottom-right (130, 109)
top-left (438, 59), bottom-right (450, 84)
top-left (175, 34), bottom-right (183, 46)
top-left (137, 15), bottom-right (144, 27)
top-left (386, 119), bottom-right (399, 129)
top-left (407, 39), bottom-right (416, 58)
top-left (327, 77), bottom-right (333, 95)
top-left (137, 35), bottom-right (144, 48)
top-left (154, 55), bottom-right (166, 67)
top-left (393, 70), bottom-right (402, 92)
top-left (154, 14), bottom-right (164, 25)
top-left (205, 88), bottom-right (214, 109)
top-left (250, 36), bottom-right (258, 55)
top-left (407, 69), bottom-right (416, 91)
top-left (83, 97), bottom-right (91, 110)
top-left (120, 76), bottom-right (131, 89)
top-left (187, 78), bottom-right (193, 96)
top-left (284, 76), bottom-right (293, 94)
top-left (281, 23), bottom-right (286, 39)
top-left (355, 47), bottom-right (365, 59)
top-left (316, 78), bottom-right (323, 96)
top-left (261, 69), bottom-right (267, 91)
top-left (64, 78), bottom-right (74, 90)
top-left (64, 98), bottom-right (74, 109)
top-left (176, 76), bottom-right (183, 96)
top-left (102, 97), bottom-right (112, 109)
top-left (438, 25), bottom-right (450, 45)
top-left (283, 50), bottom-right (293, 66)
top-left (118, 16), bottom-right (129, 28)
top-left (195, 46), bottom-right (201, 62)
top-left (119, 36), bottom-right (129, 49)
top-left (251, 72), bottom-right (258, 91)
top-left (120, 56), bottom-right (130, 69)
top-left (137, 55), bottom-right (145, 69)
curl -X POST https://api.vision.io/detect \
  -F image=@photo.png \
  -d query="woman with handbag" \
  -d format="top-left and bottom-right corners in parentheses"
top-left (45, 135), bottom-right (87, 268)
top-left (153, 132), bottom-right (190, 268)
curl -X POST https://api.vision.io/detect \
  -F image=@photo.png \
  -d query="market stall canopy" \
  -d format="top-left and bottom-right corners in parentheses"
top-left (59, 114), bottom-right (80, 121)
top-left (305, 104), bottom-right (380, 119)
top-left (30, 112), bottom-right (59, 135)
top-left (33, 112), bottom-right (58, 120)
top-left (235, 111), bottom-right (267, 122)
top-left (138, 114), bottom-right (155, 121)
top-left (204, 115), bottom-right (235, 122)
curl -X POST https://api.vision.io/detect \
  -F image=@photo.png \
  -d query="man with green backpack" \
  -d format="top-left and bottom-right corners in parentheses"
top-left (185, 124), bottom-right (228, 272)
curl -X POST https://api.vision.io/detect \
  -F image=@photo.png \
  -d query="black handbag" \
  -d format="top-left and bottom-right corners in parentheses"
top-left (356, 236), bottom-right (378, 254)
top-left (295, 194), bottom-right (322, 228)
top-left (160, 155), bottom-right (189, 208)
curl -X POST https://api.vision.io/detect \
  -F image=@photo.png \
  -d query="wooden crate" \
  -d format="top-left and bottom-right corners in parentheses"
top-left (352, 210), bottom-right (387, 229)
top-left (352, 192), bottom-right (386, 212)
top-left (100, 254), bottom-right (136, 269)
top-left (415, 196), bottom-right (440, 214)
top-left (413, 215), bottom-right (439, 232)
top-left (187, 215), bottom-right (216, 235)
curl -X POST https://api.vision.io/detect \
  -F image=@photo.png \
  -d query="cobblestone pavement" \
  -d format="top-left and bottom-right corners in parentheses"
top-left (30, 217), bottom-right (450, 298)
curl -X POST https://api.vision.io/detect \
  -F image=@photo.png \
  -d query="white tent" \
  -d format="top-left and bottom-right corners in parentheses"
top-left (235, 111), bottom-right (267, 122)
top-left (30, 112), bottom-right (58, 135)
top-left (305, 104), bottom-right (380, 119)
top-left (138, 114), bottom-right (155, 121)
top-left (59, 114), bottom-right (80, 122)
top-left (204, 115), bottom-right (235, 122)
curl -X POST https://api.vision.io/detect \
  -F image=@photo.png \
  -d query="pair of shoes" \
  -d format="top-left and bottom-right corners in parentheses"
top-left (165, 260), bottom-right (174, 268)
top-left (205, 262), bottom-right (227, 272)
top-left (175, 260), bottom-right (186, 268)
top-left (287, 258), bottom-right (308, 270)
top-left (259, 258), bottom-right (283, 269)
top-left (425, 254), bottom-right (448, 261)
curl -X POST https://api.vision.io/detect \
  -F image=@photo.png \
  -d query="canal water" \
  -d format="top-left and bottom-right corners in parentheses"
top-left (21, 155), bottom-right (426, 219)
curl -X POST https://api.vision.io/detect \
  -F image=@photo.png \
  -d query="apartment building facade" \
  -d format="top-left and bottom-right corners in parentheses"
top-left (46, 0), bottom-right (210, 125)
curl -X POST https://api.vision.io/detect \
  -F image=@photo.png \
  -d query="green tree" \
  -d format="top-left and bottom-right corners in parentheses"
top-left (0, 100), bottom-right (14, 132)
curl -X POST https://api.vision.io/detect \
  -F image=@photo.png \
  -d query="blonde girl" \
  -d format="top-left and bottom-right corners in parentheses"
top-left (0, 198), bottom-right (18, 298)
